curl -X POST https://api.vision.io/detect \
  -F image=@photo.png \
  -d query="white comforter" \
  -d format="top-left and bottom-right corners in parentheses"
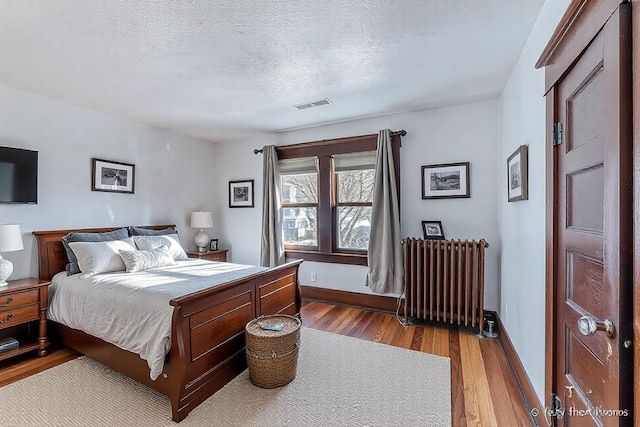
top-left (48, 259), bottom-right (266, 380)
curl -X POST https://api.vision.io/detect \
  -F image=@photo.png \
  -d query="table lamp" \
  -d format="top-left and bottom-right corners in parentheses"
top-left (190, 211), bottom-right (213, 252)
top-left (0, 224), bottom-right (24, 287)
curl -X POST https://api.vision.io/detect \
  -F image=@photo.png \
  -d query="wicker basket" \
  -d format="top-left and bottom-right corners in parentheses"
top-left (245, 314), bottom-right (301, 388)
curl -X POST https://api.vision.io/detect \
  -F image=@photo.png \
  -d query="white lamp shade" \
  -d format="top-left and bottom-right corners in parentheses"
top-left (0, 224), bottom-right (23, 252)
top-left (190, 211), bottom-right (213, 229)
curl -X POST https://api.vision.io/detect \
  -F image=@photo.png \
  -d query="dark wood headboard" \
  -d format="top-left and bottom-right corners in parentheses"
top-left (32, 225), bottom-right (176, 281)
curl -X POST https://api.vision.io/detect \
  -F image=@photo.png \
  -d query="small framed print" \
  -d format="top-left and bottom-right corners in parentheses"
top-left (91, 158), bottom-right (135, 194)
top-left (421, 162), bottom-right (470, 199)
top-left (209, 239), bottom-right (219, 251)
top-left (422, 221), bottom-right (446, 240)
top-left (229, 179), bottom-right (254, 208)
top-left (507, 145), bottom-right (528, 202)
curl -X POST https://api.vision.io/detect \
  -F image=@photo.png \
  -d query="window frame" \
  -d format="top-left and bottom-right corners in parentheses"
top-left (277, 133), bottom-right (401, 265)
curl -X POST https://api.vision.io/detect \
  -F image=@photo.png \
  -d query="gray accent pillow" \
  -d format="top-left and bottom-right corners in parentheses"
top-left (61, 227), bottom-right (129, 275)
top-left (128, 226), bottom-right (176, 236)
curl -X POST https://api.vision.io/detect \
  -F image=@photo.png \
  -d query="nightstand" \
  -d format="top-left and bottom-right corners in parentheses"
top-left (187, 249), bottom-right (229, 262)
top-left (0, 278), bottom-right (50, 362)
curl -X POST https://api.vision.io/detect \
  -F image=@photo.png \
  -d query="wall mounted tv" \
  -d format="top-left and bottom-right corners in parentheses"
top-left (0, 146), bottom-right (38, 204)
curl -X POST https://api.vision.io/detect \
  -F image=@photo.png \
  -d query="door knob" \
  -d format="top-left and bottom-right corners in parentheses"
top-left (577, 316), bottom-right (616, 339)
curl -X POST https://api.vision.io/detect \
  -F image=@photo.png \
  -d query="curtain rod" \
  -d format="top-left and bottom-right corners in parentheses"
top-left (253, 129), bottom-right (406, 154)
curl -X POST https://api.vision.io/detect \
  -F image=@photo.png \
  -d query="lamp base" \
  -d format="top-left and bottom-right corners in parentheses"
top-left (194, 229), bottom-right (210, 253)
top-left (0, 256), bottom-right (13, 286)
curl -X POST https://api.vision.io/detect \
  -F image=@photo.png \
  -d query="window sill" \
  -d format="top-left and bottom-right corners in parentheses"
top-left (285, 250), bottom-right (368, 266)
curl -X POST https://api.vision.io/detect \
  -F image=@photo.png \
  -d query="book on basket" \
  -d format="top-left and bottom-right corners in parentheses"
top-left (0, 337), bottom-right (19, 352)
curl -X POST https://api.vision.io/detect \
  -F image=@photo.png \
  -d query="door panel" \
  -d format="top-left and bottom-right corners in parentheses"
top-left (566, 164), bottom-right (604, 231)
top-left (566, 252), bottom-right (605, 320)
top-left (566, 69), bottom-right (605, 152)
top-left (553, 5), bottom-right (632, 426)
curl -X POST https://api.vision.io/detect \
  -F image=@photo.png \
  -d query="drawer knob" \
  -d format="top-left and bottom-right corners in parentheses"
top-left (0, 297), bottom-right (13, 307)
top-left (0, 313), bottom-right (14, 324)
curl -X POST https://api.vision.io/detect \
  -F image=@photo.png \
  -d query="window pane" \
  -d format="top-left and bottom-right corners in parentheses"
top-left (281, 173), bottom-right (318, 204)
top-left (337, 170), bottom-right (375, 203)
top-left (283, 207), bottom-right (317, 247)
top-left (337, 206), bottom-right (372, 250)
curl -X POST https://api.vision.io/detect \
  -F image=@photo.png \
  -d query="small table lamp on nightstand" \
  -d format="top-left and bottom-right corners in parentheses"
top-left (191, 211), bottom-right (213, 253)
top-left (0, 224), bottom-right (24, 287)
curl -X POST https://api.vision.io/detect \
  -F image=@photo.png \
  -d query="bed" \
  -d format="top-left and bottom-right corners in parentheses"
top-left (33, 225), bottom-right (302, 422)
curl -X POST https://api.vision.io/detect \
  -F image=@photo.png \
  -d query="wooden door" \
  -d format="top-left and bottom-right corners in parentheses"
top-left (551, 5), bottom-right (632, 426)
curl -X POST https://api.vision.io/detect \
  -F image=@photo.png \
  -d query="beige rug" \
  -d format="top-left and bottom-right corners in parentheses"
top-left (0, 328), bottom-right (451, 426)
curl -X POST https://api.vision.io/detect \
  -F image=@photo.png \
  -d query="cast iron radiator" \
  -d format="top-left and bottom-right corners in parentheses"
top-left (401, 238), bottom-right (488, 333)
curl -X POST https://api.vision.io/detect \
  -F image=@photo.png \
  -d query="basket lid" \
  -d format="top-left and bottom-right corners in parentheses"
top-left (246, 315), bottom-right (301, 337)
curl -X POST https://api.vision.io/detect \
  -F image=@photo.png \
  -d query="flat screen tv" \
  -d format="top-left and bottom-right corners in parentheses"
top-left (0, 146), bottom-right (38, 204)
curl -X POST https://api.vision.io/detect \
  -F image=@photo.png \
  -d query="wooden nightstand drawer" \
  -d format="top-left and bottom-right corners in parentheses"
top-left (187, 250), bottom-right (228, 262)
top-left (0, 289), bottom-right (39, 309)
top-left (0, 304), bottom-right (39, 328)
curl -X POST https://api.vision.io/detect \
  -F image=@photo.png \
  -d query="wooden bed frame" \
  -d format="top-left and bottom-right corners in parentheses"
top-left (33, 225), bottom-right (302, 422)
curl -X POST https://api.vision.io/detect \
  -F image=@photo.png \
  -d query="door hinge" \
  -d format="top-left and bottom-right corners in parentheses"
top-left (549, 392), bottom-right (564, 421)
top-left (553, 122), bottom-right (564, 146)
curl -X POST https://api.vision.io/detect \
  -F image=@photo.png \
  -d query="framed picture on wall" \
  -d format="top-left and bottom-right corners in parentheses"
top-left (421, 162), bottom-right (470, 199)
top-left (422, 221), bottom-right (446, 240)
top-left (507, 145), bottom-right (528, 202)
top-left (91, 158), bottom-right (135, 194)
top-left (229, 179), bottom-right (254, 208)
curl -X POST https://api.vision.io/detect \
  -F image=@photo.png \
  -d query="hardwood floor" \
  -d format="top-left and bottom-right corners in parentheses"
top-left (0, 301), bottom-right (534, 426)
top-left (0, 344), bottom-right (79, 388)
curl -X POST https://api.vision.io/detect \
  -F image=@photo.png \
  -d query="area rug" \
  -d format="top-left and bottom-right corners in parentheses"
top-left (0, 327), bottom-right (451, 426)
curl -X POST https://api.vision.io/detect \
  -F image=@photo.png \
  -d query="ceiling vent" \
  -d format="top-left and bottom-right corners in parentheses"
top-left (294, 98), bottom-right (332, 111)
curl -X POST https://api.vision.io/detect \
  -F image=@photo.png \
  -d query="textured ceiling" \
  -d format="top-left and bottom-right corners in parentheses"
top-left (0, 1), bottom-right (545, 143)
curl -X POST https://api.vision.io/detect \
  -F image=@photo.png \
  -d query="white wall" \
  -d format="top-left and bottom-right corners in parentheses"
top-left (499, 0), bottom-right (570, 403)
top-left (0, 86), bottom-right (218, 280)
top-left (214, 133), bottom-right (277, 265)
top-left (217, 100), bottom-right (502, 310)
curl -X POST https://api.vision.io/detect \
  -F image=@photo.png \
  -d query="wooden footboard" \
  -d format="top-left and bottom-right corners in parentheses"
top-left (168, 260), bottom-right (302, 421)
top-left (33, 226), bottom-right (302, 422)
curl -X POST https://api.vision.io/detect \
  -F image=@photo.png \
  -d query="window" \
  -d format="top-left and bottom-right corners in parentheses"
top-left (280, 158), bottom-right (318, 249)
top-left (277, 133), bottom-right (401, 265)
top-left (334, 151), bottom-right (375, 251)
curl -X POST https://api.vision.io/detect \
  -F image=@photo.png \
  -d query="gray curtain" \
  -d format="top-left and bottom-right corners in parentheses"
top-left (260, 145), bottom-right (285, 267)
top-left (366, 129), bottom-right (403, 293)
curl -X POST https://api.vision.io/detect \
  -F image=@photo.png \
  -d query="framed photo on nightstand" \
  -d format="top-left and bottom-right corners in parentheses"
top-left (209, 239), bottom-right (219, 251)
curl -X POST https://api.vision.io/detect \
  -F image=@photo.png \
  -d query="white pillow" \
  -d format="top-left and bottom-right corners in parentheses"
top-left (133, 234), bottom-right (188, 261)
top-left (68, 238), bottom-right (137, 276)
top-left (118, 245), bottom-right (176, 273)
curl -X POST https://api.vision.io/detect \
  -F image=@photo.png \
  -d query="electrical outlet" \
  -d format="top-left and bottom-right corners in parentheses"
top-left (311, 272), bottom-right (317, 282)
